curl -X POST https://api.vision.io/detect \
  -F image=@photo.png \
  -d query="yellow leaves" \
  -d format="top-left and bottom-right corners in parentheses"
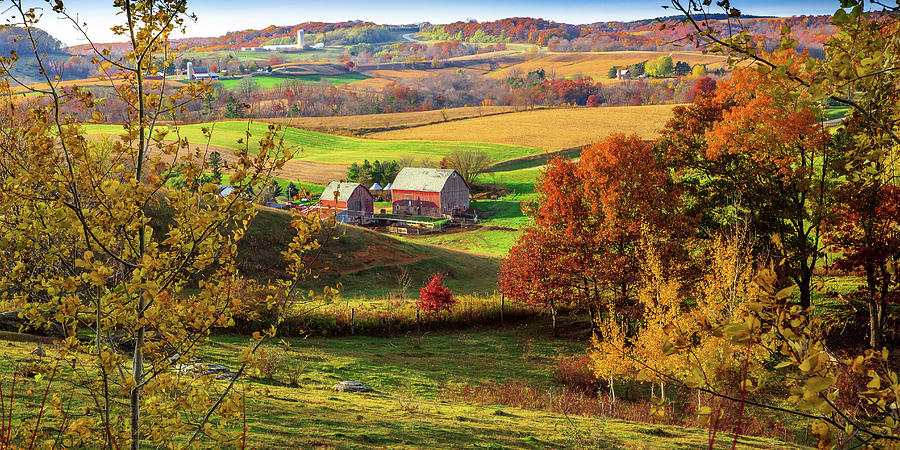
top-left (867, 370), bottom-right (882, 389)
top-left (810, 419), bottom-right (833, 447)
top-left (649, 396), bottom-right (666, 419)
top-left (775, 285), bottom-right (794, 300)
top-left (723, 323), bottom-right (751, 343)
top-left (799, 353), bottom-right (822, 373)
top-left (804, 376), bottom-right (834, 394)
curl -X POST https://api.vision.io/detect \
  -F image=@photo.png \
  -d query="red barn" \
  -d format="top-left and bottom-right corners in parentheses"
top-left (319, 182), bottom-right (374, 224)
top-left (390, 168), bottom-right (470, 218)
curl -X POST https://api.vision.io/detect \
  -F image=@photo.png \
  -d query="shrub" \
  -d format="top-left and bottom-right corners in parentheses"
top-left (417, 274), bottom-right (455, 315)
top-left (251, 347), bottom-right (284, 380)
top-left (554, 355), bottom-right (602, 393)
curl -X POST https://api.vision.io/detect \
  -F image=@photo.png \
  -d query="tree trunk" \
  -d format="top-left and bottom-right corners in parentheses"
top-left (798, 271), bottom-right (812, 309)
top-left (867, 267), bottom-right (882, 349)
top-left (587, 303), bottom-right (597, 335)
top-left (609, 376), bottom-right (616, 412)
top-left (869, 301), bottom-right (882, 349)
top-left (551, 300), bottom-right (558, 338)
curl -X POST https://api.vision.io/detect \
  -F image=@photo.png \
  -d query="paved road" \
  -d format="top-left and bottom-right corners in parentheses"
top-left (402, 33), bottom-right (420, 43)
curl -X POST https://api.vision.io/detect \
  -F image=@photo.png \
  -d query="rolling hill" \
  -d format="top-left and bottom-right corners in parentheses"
top-left (84, 121), bottom-right (543, 165)
top-left (368, 105), bottom-right (679, 150)
top-left (225, 206), bottom-right (502, 298)
top-left (265, 105), bottom-right (518, 135)
top-left (486, 51), bottom-right (728, 81)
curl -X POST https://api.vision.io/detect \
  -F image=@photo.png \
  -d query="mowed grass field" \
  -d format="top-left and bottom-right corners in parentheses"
top-left (212, 73), bottom-right (369, 90)
top-left (403, 228), bottom-right (523, 257)
top-left (84, 121), bottom-right (543, 165)
top-left (487, 51), bottom-right (728, 80)
top-left (267, 105), bottom-right (518, 135)
top-left (0, 323), bottom-right (790, 448)
top-left (368, 105), bottom-right (679, 150)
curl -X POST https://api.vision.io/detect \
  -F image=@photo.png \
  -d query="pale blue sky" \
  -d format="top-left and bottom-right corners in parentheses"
top-left (21, 0), bottom-right (838, 45)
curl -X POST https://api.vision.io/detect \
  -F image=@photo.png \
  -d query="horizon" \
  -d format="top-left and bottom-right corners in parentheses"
top-left (19, 0), bottom-right (836, 46)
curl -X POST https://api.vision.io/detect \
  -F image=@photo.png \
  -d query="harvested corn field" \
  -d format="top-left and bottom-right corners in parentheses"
top-left (367, 105), bottom-right (679, 150)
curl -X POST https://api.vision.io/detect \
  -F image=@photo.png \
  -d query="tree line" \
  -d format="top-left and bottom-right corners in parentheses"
top-left (500, 1), bottom-right (900, 446)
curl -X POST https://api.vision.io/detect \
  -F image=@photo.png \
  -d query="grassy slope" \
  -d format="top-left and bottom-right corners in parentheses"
top-left (234, 207), bottom-right (500, 299)
top-left (84, 121), bottom-right (542, 165)
top-left (0, 323), bottom-right (790, 449)
top-left (401, 228), bottom-right (522, 257)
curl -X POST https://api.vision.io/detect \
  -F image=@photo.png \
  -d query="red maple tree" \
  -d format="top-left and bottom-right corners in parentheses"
top-left (418, 274), bottom-right (455, 315)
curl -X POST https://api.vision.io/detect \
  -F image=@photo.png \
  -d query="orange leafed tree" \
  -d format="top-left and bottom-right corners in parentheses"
top-left (658, 54), bottom-right (836, 308)
top-left (501, 133), bottom-right (683, 335)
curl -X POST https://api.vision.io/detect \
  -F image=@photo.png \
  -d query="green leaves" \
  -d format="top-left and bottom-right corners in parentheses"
top-left (832, 9), bottom-right (851, 26)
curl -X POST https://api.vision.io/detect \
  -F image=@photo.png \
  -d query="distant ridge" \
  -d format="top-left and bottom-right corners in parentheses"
top-left (66, 14), bottom-right (835, 54)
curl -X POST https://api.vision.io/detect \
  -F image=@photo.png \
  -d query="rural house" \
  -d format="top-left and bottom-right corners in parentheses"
top-left (319, 181), bottom-right (374, 224)
top-left (390, 168), bottom-right (470, 218)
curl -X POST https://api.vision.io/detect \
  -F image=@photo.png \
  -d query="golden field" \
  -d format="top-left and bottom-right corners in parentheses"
top-left (9, 77), bottom-right (119, 94)
top-left (367, 105), bottom-right (680, 150)
top-left (487, 51), bottom-right (728, 80)
top-left (268, 105), bottom-right (517, 134)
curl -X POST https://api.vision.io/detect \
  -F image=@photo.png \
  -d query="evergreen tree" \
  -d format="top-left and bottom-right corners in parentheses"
top-left (287, 182), bottom-right (300, 200)
top-left (209, 151), bottom-right (223, 182)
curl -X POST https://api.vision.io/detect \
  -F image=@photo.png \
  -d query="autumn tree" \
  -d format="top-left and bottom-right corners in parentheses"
top-left (500, 228), bottom-right (579, 336)
top-left (501, 134), bottom-right (682, 336)
top-left (826, 185), bottom-right (900, 349)
top-left (691, 64), bottom-right (707, 78)
top-left (658, 59), bottom-right (836, 308)
top-left (418, 274), bottom-right (455, 315)
top-left (0, 0), bottom-right (337, 447)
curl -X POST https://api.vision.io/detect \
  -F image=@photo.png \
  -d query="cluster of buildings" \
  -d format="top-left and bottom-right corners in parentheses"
top-left (185, 61), bottom-right (219, 80)
top-left (242, 30), bottom-right (306, 52)
top-left (317, 168), bottom-right (471, 225)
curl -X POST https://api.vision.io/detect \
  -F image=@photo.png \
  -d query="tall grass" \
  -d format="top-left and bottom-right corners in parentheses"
top-left (232, 294), bottom-right (541, 337)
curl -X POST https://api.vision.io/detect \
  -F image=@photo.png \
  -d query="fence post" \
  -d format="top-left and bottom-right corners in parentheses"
top-left (350, 308), bottom-right (355, 336)
top-left (416, 308), bottom-right (421, 335)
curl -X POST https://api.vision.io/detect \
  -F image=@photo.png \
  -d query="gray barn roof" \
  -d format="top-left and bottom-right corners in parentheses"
top-left (390, 168), bottom-right (460, 192)
top-left (322, 182), bottom-right (368, 202)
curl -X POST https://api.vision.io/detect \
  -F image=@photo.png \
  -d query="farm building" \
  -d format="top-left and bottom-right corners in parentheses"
top-left (186, 62), bottom-right (218, 80)
top-left (319, 181), bottom-right (374, 224)
top-left (390, 168), bottom-right (469, 218)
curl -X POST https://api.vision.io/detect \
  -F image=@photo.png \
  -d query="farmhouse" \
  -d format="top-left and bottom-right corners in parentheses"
top-left (319, 181), bottom-right (374, 224)
top-left (390, 168), bottom-right (469, 218)
top-left (186, 62), bottom-right (218, 80)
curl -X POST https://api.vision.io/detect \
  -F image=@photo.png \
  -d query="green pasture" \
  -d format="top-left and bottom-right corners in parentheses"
top-left (0, 320), bottom-right (791, 448)
top-left (825, 107), bottom-right (849, 121)
top-left (215, 73), bottom-right (368, 90)
top-left (404, 228), bottom-right (522, 256)
top-left (182, 47), bottom-right (347, 63)
top-left (84, 121), bottom-right (543, 165)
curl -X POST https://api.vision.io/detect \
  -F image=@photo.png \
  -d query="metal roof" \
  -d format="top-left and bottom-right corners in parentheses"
top-left (390, 168), bottom-right (459, 192)
top-left (383, 182), bottom-right (392, 190)
top-left (322, 182), bottom-right (368, 202)
top-left (369, 182), bottom-right (383, 191)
